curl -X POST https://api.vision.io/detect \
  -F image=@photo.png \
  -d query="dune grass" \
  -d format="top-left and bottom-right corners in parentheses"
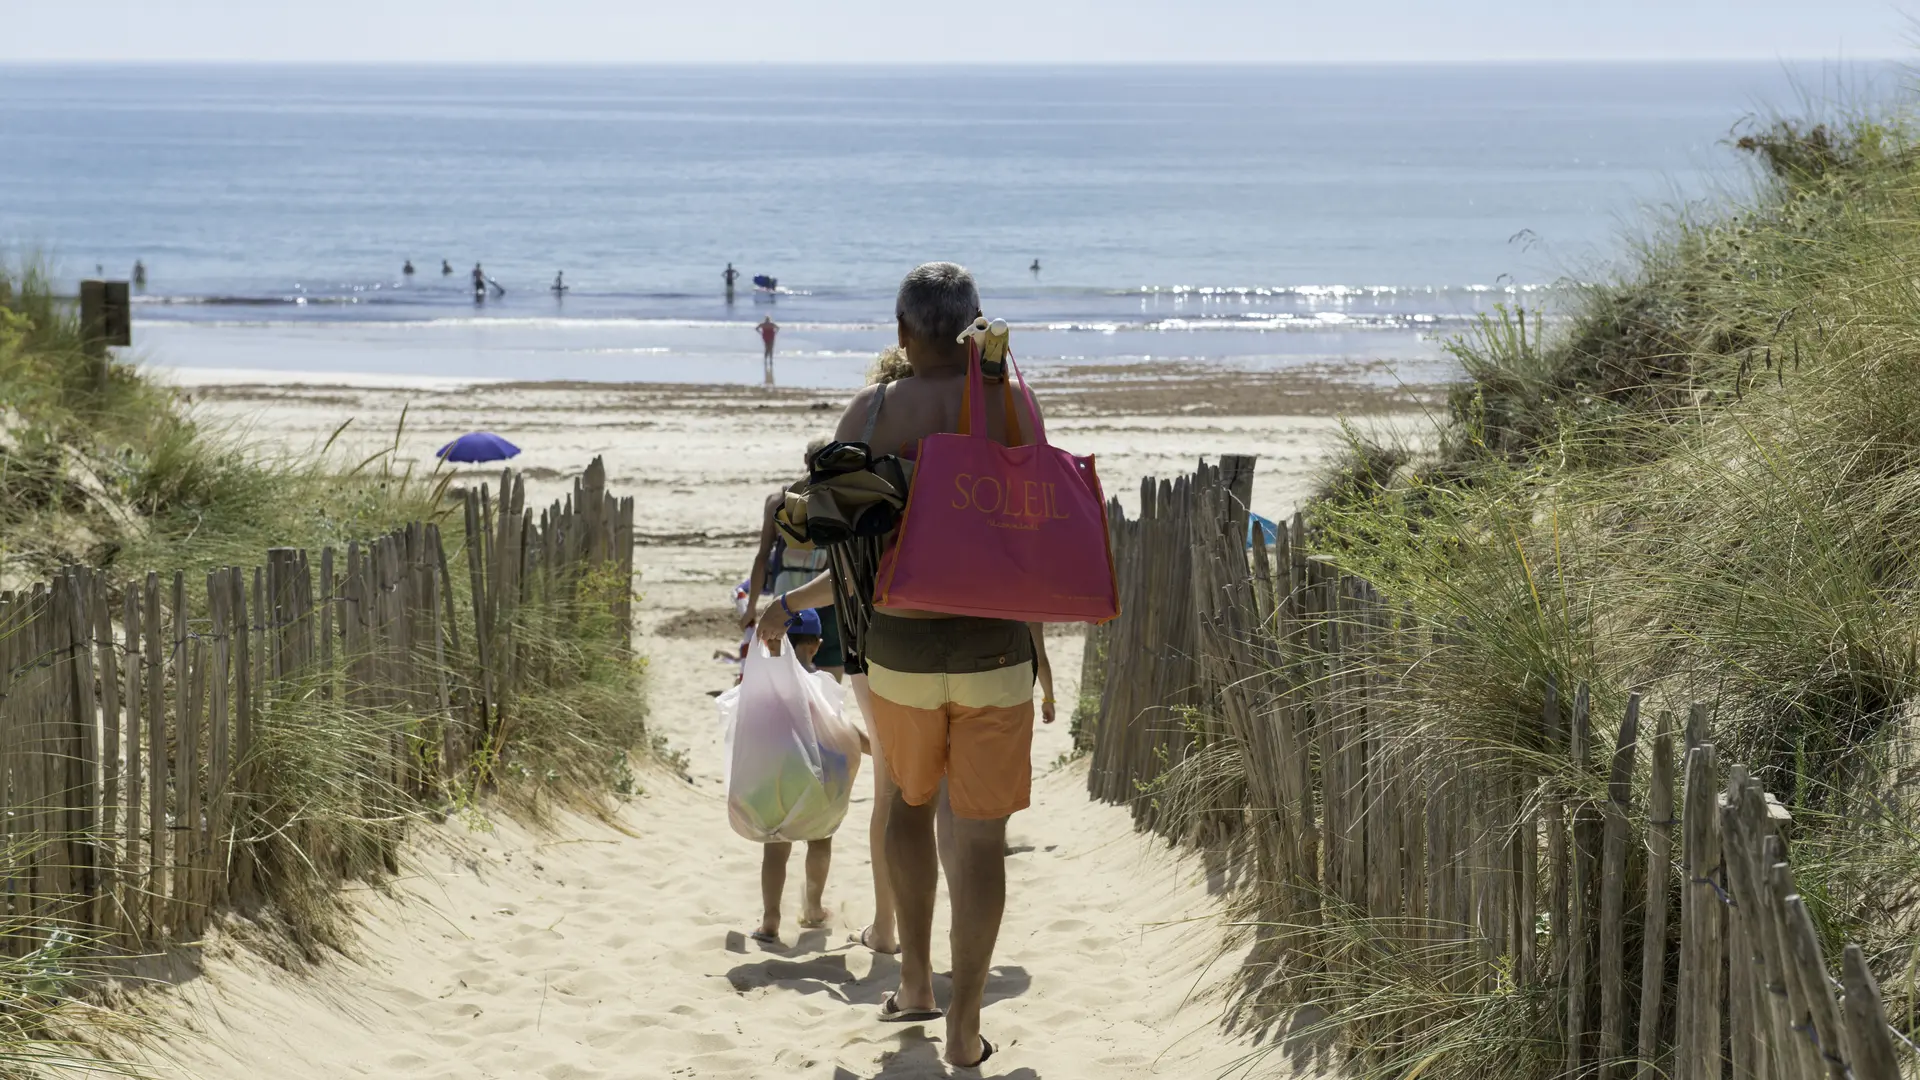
top-left (0, 262), bottom-right (448, 585)
top-left (0, 263), bottom-right (652, 1065)
top-left (1160, 109), bottom-right (1920, 1077)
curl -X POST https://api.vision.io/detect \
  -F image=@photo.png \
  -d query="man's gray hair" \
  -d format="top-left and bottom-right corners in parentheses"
top-left (895, 262), bottom-right (979, 345)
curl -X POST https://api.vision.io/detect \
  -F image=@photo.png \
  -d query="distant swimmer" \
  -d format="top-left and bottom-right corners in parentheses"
top-left (551, 271), bottom-right (568, 294)
top-left (724, 262), bottom-right (740, 291)
top-left (403, 259), bottom-right (415, 276)
top-left (1030, 259), bottom-right (1041, 276)
top-left (472, 263), bottom-right (488, 302)
top-left (442, 259), bottom-right (453, 275)
top-left (132, 260), bottom-right (146, 287)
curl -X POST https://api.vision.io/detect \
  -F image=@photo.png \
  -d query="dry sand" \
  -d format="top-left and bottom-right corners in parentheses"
top-left (123, 369), bottom-right (1414, 1079)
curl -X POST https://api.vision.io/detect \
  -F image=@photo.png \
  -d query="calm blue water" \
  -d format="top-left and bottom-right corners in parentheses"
top-left (0, 63), bottom-right (1896, 386)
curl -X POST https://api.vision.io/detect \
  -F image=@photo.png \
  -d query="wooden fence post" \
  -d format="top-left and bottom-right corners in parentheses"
top-left (1635, 711), bottom-right (1676, 1080)
top-left (1840, 944), bottom-right (1901, 1080)
top-left (143, 573), bottom-right (166, 938)
top-left (1597, 691), bottom-right (1641, 1079)
top-left (92, 574), bottom-right (121, 941)
top-left (120, 588), bottom-right (143, 944)
top-left (1676, 742), bottom-right (1723, 1080)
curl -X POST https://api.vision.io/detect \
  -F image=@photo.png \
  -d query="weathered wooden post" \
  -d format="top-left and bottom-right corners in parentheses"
top-left (77, 279), bottom-right (131, 392)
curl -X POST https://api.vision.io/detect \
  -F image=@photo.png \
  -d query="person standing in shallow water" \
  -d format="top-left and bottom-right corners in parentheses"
top-left (758, 316), bottom-right (779, 383)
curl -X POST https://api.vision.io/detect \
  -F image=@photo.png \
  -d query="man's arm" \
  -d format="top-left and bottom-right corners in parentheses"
top-left (754, 569), bottom-right (837, 652)
top-left (1029, 623), bottom-right (1054, 724)
top-left (741, 491), bottom-right (781, 628)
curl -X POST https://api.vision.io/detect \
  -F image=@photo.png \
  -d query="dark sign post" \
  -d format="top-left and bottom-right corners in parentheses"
top-left (78, 279), bottom-right (131, 391)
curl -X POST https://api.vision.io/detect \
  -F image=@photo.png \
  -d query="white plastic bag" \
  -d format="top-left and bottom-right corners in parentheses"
top-left (717, 638), bottom-right (863, 843)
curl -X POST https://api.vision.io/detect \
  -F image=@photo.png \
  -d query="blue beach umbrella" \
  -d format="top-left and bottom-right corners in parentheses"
top-left (1247, 511), bottom-right (1280, 549)
top-left (437, 431), bottom-right (522, 463)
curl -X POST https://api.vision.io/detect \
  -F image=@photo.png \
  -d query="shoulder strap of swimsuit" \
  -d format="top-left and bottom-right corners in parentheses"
top-left (861, 381), bottom-right (888, 443)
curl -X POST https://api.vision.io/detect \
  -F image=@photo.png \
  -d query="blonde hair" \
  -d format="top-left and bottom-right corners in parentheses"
top-left (866, 345), bottom-right (913, 385)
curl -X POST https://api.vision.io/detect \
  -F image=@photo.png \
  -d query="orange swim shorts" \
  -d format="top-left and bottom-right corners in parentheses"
top-left (863, 612), bottom-right (1036, 820)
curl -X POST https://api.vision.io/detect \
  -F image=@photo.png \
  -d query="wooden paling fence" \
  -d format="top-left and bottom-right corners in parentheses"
top-left (0, 457), bottom-right (634, 951)
top-left (1078, 456), bottom-right (1910, 1080)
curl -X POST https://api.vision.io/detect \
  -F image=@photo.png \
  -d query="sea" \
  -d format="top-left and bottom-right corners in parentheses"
top-left (0, 62), bottom-right (1898, 389)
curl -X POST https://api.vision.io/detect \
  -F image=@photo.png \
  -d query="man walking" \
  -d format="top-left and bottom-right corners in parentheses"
top-left (823, 262), bottom-right (1045, 1069)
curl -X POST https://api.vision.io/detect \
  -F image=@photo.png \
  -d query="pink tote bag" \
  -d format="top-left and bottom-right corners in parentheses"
top-left (873, 343), bottom-right (1119, 623)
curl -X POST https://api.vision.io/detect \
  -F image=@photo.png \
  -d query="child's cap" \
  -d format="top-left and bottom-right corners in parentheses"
top-left (786, 607), bottom-right (823, 638)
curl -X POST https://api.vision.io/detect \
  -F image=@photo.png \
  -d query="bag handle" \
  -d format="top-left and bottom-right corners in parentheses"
top-left (957, 338), bottom-right (987, 438)
top-left (1002, 349), bottom-right (1048, 447)
top-left (958, 340), bottom-right (1039, 447)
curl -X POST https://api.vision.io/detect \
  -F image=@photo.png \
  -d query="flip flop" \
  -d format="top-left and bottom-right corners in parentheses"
top-left (877, 990), bottom-right (943, 1023)
top-left (749, 929), bottom-right (779, 944)
top-left (851, 925), bottom-right (901, 955)
top-left (954, 1036), bottom-right (995, 1070)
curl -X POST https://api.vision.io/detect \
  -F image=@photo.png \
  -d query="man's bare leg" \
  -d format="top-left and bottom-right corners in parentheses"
top-left (884, 789), bottom-right (939, 1013)
top-left (800, 839), bottom-right (832, 927)
top-left (758, 841), bottom-right (792, 939)
top-left (935, 778), bottom-right (958, 888)
top-left (944, 814), bottom-right (1008, 1068)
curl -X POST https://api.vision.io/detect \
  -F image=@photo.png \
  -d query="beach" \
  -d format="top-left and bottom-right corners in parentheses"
top-left (174, 365), bottom-right (1437, 643)
top-left (108, 362), bottom-right (1424, 1078)
top-left (5, 41), bottom-right (1913, 1080)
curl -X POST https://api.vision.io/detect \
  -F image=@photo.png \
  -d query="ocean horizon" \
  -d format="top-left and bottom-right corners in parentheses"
top-left (0, 60), bottom-right (1900, 386)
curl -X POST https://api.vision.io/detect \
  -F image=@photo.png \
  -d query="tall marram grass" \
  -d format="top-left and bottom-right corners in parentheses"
top-left (0, 263), bottom-right (445, 582)
top-left (464, 563), bottom-right (652, 820)
top-left (1163, 110), bottom-right (1920, 1077)
top-left (240, 560), bottom-right (648, 950)
top-left (1, 261), bottom-right (651, 1066)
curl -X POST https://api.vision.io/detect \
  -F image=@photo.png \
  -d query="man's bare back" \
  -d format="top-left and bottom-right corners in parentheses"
top-left (833, 371), bottom-right (1039, 462)
top-left (832, 370), bottom-right (1042, 621)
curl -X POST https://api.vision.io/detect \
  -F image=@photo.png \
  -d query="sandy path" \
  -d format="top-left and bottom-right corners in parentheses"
top-left (139, 551), bottom-right (1265, 1080)
top-left (121, 377), bottom-right (1377, 1079)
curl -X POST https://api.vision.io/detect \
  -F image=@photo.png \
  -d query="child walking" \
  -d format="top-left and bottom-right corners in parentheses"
top-left (733, 607), bottom-right (861, 944)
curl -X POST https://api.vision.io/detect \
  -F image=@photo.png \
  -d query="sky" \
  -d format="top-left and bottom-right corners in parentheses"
top-left (2, 0), bottom-right (1915, 63)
